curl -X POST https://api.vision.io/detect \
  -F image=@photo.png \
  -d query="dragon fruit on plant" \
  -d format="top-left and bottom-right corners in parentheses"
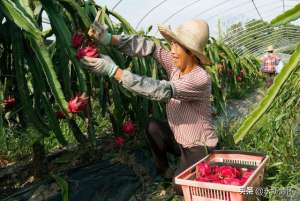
top-left (72, 32), bottom-right (84, 49)
top-left (67, 93), bottom-right (88, 113)
top-left (122, 121), bottom-right (135, 135)
top-left (76, 44), bottom-right (99, 60)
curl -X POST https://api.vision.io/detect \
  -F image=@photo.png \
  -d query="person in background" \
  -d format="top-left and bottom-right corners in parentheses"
top-left (261, 45), bottom-right (281, 87)
top-left (80, 19), bottom-right (218, 194)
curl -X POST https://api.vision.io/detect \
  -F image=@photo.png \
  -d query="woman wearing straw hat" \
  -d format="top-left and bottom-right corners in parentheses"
top-left (81, 19), bottom-right (218, 192)
top-left (261, 45), bottom-right (281, 87)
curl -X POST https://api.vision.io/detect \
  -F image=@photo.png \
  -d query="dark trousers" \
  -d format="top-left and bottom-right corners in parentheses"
top-left (265, 72), bottom-right (276, 87)
top-left (145, 119), bottom-right (215, 194)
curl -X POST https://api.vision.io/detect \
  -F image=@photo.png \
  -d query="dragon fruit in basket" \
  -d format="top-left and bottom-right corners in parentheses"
top-left (195, 162), bottom-right (254, 186)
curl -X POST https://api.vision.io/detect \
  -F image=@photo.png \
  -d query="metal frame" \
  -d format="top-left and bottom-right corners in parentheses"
top-left (230, 29), bottom-right (300, 49)
top-left (204, 0), bottom-right (297, 25)
top-left (232, 33), bottom-right (300, 49)
top-left (213, 9), bottom-right (295, 45)
top-left (112, 0), bottom-right (123, 11)
top-left (245, 38), bottom-right (300, 54)
top-left (237, 37), bottom-right (300, 55)
top-left (193, 0), bottom-right (233, 19)
top-left (251, 0), bottom-right (263, 20)
top-left (247, 42), bottom-right (299, 56)
top-left (222, 6), bottom-right (294, 43)
top-left (226, 26), bottom-right (300, 48)
top-left (237, 35), bottom-right (300, 52)
top-left (161, 0), bottom-right (204, 24)
top-left (107, 0), bottom-right (300, 56)
top-left (236, 37), bottom-right (300, 55)
top-left (225, 32), bottom-right (299, 49)
top-left (205, 1), bottom-right (252, 21)
top-left (135, 0), bottom-right (168, 29)
top-left (247, 40), bottom-right (292, 53)
top-left (196, 0), bottom-right (272, 21)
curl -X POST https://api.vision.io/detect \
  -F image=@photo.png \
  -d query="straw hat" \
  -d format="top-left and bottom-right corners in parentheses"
top-left (158, 19), bottom-right (211, 65)
top-left (266, 45), bottom-right (274, 52)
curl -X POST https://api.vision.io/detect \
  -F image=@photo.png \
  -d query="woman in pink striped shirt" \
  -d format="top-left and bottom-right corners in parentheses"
top-left (260, 45), bottom-right (281, 87)
top-left (81, 19), bottom-right (219, 193)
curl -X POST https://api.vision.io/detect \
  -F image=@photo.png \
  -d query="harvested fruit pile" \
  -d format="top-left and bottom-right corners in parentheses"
top-left (195, 162), bottom-right (254, 186)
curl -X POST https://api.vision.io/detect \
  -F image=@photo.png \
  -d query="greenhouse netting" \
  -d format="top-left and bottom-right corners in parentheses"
top-left (97, 0), bottom-right (300, 56)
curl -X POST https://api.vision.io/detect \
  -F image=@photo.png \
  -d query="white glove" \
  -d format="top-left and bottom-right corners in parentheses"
top-left (88, 21), bottom-right (112, 45)
top-left (80, 55), bottom-right (118, 78)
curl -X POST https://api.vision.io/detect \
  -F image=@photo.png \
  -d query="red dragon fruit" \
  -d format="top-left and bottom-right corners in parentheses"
top-left (236, 75), bottom-right (242, 82)
top-left (114, 136), bottom-right (125, 146)
top-left (122, 121), bottom-right (135, 135)
top-left (67, 93), bottom-right (88, 113)
top-left (3, 96), bottom-right (16, 108)
top-left (196, 162), bottom-right (212, 177)
top-left (195, 162), bottom-right (254, 186)
top-left (76, 44), bottom-right (99, 60)
top-left (72, 32), bottom-right (84, 49)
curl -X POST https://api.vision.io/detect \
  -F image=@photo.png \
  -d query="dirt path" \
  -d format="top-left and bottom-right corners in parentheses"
top-left (214, 87), bottom-right (266, 124)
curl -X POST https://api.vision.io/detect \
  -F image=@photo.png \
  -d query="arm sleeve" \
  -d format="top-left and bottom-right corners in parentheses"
top-left (120, 69), bottom-right (173, 102)
top-left (115, 35), bottom-right (156, 57)
top-left (115, 35), bottom-right (176, 76)
top-left (152, 45), bottom-right (176, 77)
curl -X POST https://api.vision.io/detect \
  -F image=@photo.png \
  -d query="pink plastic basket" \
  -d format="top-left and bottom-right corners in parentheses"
top-left (175, 150), bottom-right (269, 201)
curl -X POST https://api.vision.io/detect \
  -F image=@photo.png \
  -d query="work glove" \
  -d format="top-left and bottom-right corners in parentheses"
top-left (88, 21), bottom-right (112, 45)
top-left (80, 55), bottom-right (118, 78)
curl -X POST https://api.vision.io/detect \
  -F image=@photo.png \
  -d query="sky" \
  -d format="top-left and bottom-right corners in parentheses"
top-left (95, 0), bottom-right (300, 38)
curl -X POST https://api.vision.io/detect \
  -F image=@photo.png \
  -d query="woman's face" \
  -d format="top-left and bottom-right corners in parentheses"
top-left (170, 41), bottom-right (190, 70)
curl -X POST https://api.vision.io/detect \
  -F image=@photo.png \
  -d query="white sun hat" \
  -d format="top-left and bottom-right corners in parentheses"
top-left (158, 19), bottom-right (211, 65)
top-left (266, 45), bottom-right (274, 52)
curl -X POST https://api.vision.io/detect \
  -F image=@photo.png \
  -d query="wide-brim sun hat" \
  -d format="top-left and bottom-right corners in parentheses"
top-left (266, 45), bottom-right (274, 52)
top-left (158, 19), bottom-right (211, 65)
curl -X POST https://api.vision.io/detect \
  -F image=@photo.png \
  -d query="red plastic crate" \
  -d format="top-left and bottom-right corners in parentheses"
top-left (175, 150), bottom-right (269, 201)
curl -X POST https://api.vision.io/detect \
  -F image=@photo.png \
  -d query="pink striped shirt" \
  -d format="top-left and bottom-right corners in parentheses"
top-left (261, 54), bottom-right (280, 73)
top-left (153, 46), bottom-right (218, 148)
